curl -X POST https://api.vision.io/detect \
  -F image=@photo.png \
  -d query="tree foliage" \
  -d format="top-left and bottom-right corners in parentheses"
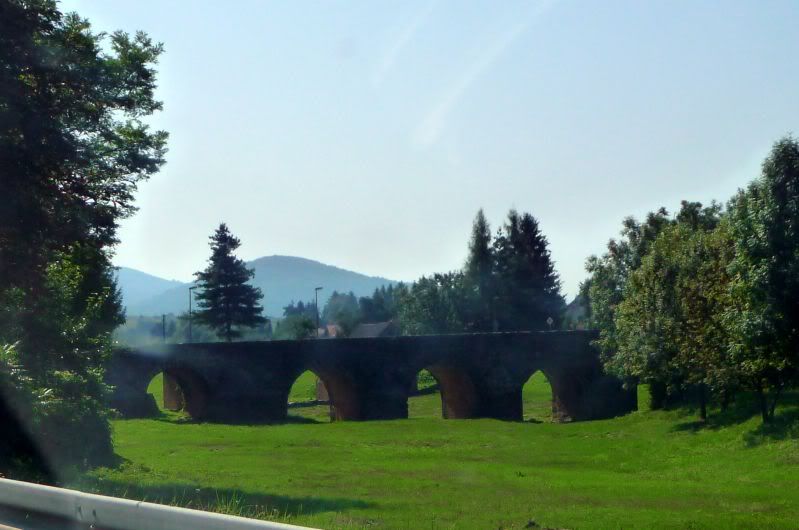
top-left (492, 210), bottom-right (564, 330)
top-left (0, 0), bottom-right (166, 472)
top-left (397, 273), bottom-right (469, 335)
top-left (358, 284), bottom-right (401, 323)
top-left (394, 209), bottom-right (564, 335)
top-left (610, 221), bottom-right (733, 419)
top-left (464, 209), bottom-right (494, 331)
top-left (194, 224), bottom-right (266, 342)
top-left (0, 0), bottom-right (167, 291)
top-left (583, 137), bottom-right (799, 423)
top-left (322, 291), bottom-right (361, 336)
top-left (725, 136), bottom-right (799, 421)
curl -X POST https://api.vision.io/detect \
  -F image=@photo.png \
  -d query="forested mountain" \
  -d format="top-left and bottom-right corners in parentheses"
top-left (118, 255), bottom-right (396, 318)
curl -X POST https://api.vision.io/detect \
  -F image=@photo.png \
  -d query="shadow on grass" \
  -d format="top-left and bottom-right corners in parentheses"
top-left (144, 409), bottom-right (325, 426)
top-left (288, 400), bottom-right (330, 409)
top-left (670, 390), bottom-right (799, 447)
top-left (743, 408), bottom-right (799, 447)
top-left (72, 476), bottom-right (375, 519)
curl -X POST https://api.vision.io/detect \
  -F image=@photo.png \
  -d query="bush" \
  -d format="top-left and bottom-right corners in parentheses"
top-left (0, 342), bottom-right (114, 480)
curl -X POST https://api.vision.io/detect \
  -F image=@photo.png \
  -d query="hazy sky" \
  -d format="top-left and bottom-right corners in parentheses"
top-left (61, 0), bottom-right (799, 298)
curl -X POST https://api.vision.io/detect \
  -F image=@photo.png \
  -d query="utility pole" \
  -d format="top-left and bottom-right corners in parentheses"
top-left (188, 285), bottom-right (197, 343)
top-left (314, 286), bottom-right (323, 338)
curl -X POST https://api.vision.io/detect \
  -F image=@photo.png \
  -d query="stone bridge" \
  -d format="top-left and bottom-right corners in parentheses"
top-left (107, 331), bottom-right (636, 423)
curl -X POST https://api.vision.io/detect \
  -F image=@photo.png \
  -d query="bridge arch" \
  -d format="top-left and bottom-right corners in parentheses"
top-left (141, 364), bottom-right (210, 420)
top-left (409, 364), bottom-right (477, 419)
top-left (285, 367), bottom-right (360, 421)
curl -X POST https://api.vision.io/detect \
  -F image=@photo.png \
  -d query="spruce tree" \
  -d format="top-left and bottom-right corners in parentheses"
top-left (464, 209), bottom-right (495, 331)
top-left (194, 224), bottom-right (265, 341)
top-left (493, 210), bottom-right (564, 330)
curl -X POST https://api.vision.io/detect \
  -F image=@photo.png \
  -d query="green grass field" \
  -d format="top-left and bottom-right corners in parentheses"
top-left (76, 373), bottom-right (799, 529)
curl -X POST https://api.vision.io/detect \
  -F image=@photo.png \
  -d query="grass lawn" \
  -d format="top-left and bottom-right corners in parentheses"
top-left (73, 374), bottom-right (799, 529)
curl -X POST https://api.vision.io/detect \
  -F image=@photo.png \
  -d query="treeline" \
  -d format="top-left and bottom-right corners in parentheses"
top-left (321, 209), bottom-right (565, 336)
top-left (581, 137), bottom-right (799, 423)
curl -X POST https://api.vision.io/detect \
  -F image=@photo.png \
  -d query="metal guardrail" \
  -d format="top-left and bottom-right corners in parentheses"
top-left (0, 478), bottom-right (317, 530)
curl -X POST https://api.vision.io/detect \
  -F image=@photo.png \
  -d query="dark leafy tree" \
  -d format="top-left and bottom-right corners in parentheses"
top-left (194, 224), bottom-right (265, 342)
top-left (611, 220), bottom-right (734, 421)
top-left (0, 0), bottom-right (167, 293)
top-left (396, 273), bottom-right (469, 335)
top-left (582, 207), bottom-right (673, 406)
top-left (585, 202), bottom-right (722, 408)
top-left (0, 0), bottom-right (166, 471)
top-left (726, 136), bottom-right (799, 422)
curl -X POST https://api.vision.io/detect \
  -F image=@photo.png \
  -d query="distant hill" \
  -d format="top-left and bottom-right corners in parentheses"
top-left (119, 255), bottom-right (397, 318)
top-left (115, 267), bottom-right (184, 309)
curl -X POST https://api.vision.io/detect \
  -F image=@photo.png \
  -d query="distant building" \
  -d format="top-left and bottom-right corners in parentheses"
top-left (316, 324), bottom-right (342, 338)
top-left (349, 320), bottom-right (399, 339)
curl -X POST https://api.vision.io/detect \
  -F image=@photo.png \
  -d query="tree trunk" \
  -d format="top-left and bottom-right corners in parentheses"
top-left (649, 381), bottom-right (668, 410)
top-left (756, 385), bottom-right (769, 423)
top-left (720, 389), bottom-right (731, 412)
top-left (698, 384), bottom-right (707, 422)
top-left (768, 383), bottom-right (783, 421)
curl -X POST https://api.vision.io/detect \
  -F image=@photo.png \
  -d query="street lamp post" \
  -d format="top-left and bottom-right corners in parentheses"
top-left (188, 286), bottom-right (198, 343)
top-left (314, 286), bottom-right (323, 338)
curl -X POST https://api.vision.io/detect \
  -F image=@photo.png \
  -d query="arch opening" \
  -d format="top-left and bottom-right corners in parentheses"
top-left (408, 365), bottom-right (477, 419)
top-left (407, 369), bottom-right (442, 418)
top-left (286, 370), bottom-right (332, 422)
top-left (146, 372), bottom-right (184, 413)
top-left (144, 367), bottom-right (208, 420)
top-left (286, 369), bottom-right (359, 422)
top-left (522, 370), bottom-right (555, 423)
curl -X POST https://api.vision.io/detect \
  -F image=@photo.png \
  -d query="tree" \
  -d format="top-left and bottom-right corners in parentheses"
top-left (493, 210), bottom-right (565, 330)
top-left (283, 300), bottom-right (317, 319)
top-left (0, 0), bottom-right (167, 293)
top-left (193, 224), bottom-right (265, 342)
top-left (322, 291), bottom-right (361, 336)
top-left (359, 284), bottom-right (400, 323)
top-left (610, 220), bottom-right (734, 421)
top-left (0, 0), bottom-right (166, 471)
top-left (583, 202), bottom-right (724, 409)
top-left (464, 209), bottom-right (494, 331)
top-left (396, 273), bottom-right (469, 335)
top-left (726, 136), bottom-right (799, 422)
top-left (274, 316), bottom-right (315, 340)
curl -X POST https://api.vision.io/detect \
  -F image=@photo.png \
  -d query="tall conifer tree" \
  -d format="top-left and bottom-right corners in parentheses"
top-left (465, 209), bottom-right (494, 330)
top-left (493, 210), bottom-right (564, 330)
top-left (194, 224), bottom-right (265, 341)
